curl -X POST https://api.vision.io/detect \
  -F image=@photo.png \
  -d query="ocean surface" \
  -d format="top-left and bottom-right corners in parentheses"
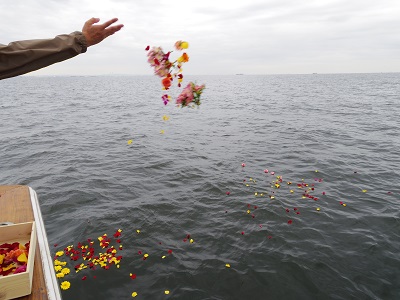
top-left (0, 74), bottom-right (399, 300)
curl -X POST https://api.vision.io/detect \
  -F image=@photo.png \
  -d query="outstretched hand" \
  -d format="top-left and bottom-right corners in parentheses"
top-left (82, 17), bottom-right (124, 47)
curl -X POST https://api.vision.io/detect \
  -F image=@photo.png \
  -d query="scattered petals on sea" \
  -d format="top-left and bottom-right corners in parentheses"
top-left (49, 166), bottom-right (381, 298)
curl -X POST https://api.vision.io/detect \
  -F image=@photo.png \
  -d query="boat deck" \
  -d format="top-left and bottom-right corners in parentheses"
top-left (0, 185), bottom-right (60, 300)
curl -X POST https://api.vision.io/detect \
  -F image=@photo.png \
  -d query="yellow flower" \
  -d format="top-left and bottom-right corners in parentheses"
top-left (54, 259), bottom-right (67, 266)
top-left (162, 115), bottom-right (170, 121)
top-left (55, 251), bottom-right (64, 257)
top-left (165, 290), bottom-right (170, 295)
top-left (127, 139), bottom-right (133, 145)
top-left (54, 265), bottom-right (62, 272)
top-left (60, 281), bottom-right (71, 290)
top-left (181, 41), bottom-right (189, 49)
top-left (61, 268), bottom-right (70, 275)
top-left (132, 292), bottom-right (138, 297)
top-left (225, 263), bottom-right (231, 268)
top-left (56, 272), bottom-right (65, 278)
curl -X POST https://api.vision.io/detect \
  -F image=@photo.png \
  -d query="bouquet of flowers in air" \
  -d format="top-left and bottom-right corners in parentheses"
top-left (146, 41), bottom-right (205, 108)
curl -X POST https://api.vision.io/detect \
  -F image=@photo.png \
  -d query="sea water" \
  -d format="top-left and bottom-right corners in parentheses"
top-left (0, 74), bottom-right (399, 299)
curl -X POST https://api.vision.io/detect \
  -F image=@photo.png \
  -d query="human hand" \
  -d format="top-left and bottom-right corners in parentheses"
top-left (82, 17), bottom-right (124, 47)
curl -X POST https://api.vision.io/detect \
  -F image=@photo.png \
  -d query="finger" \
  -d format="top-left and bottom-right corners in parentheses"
top-left (85, 17), bottom-right (100, 26)
top-left (104, 25), bottom-right (124, 37)
top-left (101, 18), bottom-right (119, 29)
top-left (83, 17), bottom-right (100, 31)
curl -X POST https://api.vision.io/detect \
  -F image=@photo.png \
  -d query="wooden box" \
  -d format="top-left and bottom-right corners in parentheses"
top-left (0, 222), bottom-right (37, 300)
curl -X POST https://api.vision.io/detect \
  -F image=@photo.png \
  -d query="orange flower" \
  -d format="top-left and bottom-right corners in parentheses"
top-left (177, 53), bottom-right (189, 63)
top-left (162, 77), bottom-right (172, 90)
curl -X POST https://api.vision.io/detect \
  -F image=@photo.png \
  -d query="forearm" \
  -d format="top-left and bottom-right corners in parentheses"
top-left (0, 31), bottom-right (87, 80)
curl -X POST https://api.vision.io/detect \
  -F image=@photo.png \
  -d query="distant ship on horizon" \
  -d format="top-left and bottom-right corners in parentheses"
top-left (235, 73), bottom-right (244, 75)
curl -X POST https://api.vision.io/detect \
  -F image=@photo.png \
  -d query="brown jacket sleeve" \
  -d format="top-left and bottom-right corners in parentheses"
top-left (0, 31), bottom-right (87, 80)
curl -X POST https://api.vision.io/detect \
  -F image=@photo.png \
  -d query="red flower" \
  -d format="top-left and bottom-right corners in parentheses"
top-left (130, 273), bottom-right (137, 279)
top-left (168, 249), bottom-right (173, 254)
top-left (145, 45), bottom-right (150, 51)
top-left (288, 220), bottom-right (293, 224)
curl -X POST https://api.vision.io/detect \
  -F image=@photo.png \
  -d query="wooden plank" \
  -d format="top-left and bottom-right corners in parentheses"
top-left (0, 186), bottom-right (48, 300)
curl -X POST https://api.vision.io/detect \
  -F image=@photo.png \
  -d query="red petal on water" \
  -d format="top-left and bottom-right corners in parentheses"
top-left (187, 234), bottom-right (191, 239)
top-left (226, 191), bottom-right (231, 195)
top-left (138, 251), bottom-right (142, 255)
top-left (168, 249), bottom-right (173, 254)
top-left (130, 274), bottom-right (137, 279)
top-left (183, 239), bottom-right (187, 242)
top-left (241, 231), bottom-right (245, 235)
top-left (293, 207), bottom-right (298, 211)
top-left (288, 220), bottom-right (293, 224)
top-left (268, 236), bottom-right (272, 239)
top-left (285, 208), bottom-right (290, 213)
top-left (54, 244), bottom-right (58, 247)
top-left (254, 206), bottom-right (258, 209)
top-left (82, 276), bottom-right (87, 280)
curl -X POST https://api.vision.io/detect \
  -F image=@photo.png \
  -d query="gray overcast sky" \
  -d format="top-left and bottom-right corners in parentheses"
top-left (1, 0), bottom-right (400, 75)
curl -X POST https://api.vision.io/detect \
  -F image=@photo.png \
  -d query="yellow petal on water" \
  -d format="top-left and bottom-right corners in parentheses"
top-left (254, 192), bottom-right (258, 196)
top-left (132, 292), bottom-right (138, 297)
top-left (127, 139), bottom-right (133, 145)
top-left (247, 210), bottom-right (250, 214)
top-left (343, 203), bottom-right (347, 207)
top-left (362, 189), bottom-right (367, 193)
top-left (162, 255), bottom-right (166, 259)
top-left (190, 239), bottom-right (194, 243)
top-left (290, 190), bottom-right (294, 193)
top-left (160, 130), bottom-right (165, 134)
top-left (162, 115), bottom-right (170, 121)
top-left (136, 229), bottom-right (140, 234)
top-left (316, 207), bottom-right (320, 211)
top-left (225, 263), bottom-right (231, 268)
top-left (60, 281), bottom-right (71, 290)
top-left (165, 290), bottom-right (170, 295)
